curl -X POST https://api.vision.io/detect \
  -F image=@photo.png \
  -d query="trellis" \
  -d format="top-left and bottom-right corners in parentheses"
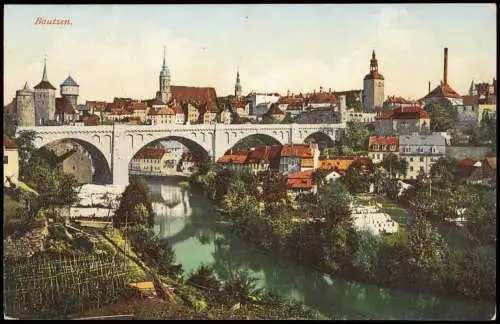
top-left (4, 252), bottom-right (129, 318)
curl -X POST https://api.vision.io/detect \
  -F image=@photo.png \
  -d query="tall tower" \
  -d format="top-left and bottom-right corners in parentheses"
top-left (156, 46), bottom-right (172, 104)
top-left (34, 56), bottom-right (56, 125)
top-left (469, 79), bottom-right (477, 96)
top-left (234, 67), bottom-right (242, 99)
top-left (60, 75), bottom-right (79, 107)
top-left (363, 50), bottom-right (385, 111)
top-left (16, 82), bottom-right (36, 126)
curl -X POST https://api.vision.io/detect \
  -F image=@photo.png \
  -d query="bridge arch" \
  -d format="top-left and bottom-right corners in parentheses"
top-left (304, 131), bottom-right (336, 152)
top-left (36, 138), bottom-right (112, 184)
top-left (217, 130), bottom-right (287, 158)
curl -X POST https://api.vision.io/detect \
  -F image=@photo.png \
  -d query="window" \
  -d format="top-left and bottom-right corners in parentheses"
top-left (431, 146), bottom-right (436, 153)
top-left (410, 166), bottom-right (414, 171)
top-left (471, 106), bottom-right (475, 111)
top-left (4, 156), bottom-right (8, 164)
top-left (420, 166), bottom-right (425, 173)
top-left (420, 156), bottom-right (424, 162)
top-left (410, 157), bottom-right (414, 162)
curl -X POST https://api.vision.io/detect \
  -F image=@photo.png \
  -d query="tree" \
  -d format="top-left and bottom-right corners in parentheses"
top-left (3, 109), bottom-right (17, 138)
top-left (344, 160), bottom-right (371, 195)
top-left (261, 171), bottom-right (290, 215)
top-left (351, 101), bottom-right (365, 112)
top-left (343, 121), bottom-right (370, 150)
top-left (315, 181), bottom-right (357, 272)
top-left (353, 230), bottom-right (381, 279)
top-left (311, 169), bottom-right (328, 189)
top-left (221, 269), bottom-right (265, 306)
top-left (429, 157), bottom-right (459, 184)
top-left (14, 130), bottom-right (38, 175)
top-left (187, 264), bottom-right (221, 296)
top-left (406, 212), bottom-right (448, 286)
top-left (113, 178), bottom-right (154, 228)
top-left (424, 100), bottom-right (458, 132)
top-left (379, 153), bottom-right (408, 179)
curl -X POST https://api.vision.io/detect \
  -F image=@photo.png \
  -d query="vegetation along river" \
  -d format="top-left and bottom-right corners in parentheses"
top-left (147, 179), bottom-right (494, 320)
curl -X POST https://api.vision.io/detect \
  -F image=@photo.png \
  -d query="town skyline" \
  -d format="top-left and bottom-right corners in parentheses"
top-left (4, 4), bottom-right (497, 105)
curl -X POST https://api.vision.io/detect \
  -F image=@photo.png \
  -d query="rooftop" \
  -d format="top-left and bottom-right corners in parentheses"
top-left (280, 144), bottom-right (315, 158)
top-left (55, 97), bottom-right (75, 115)
top-left (4, 136), bottom-right (18, 149)
top-left (61, 75), bottom-right (79, 87)
top-left (133, 148), bottom-right (167, 160)
top-left (368, 136), bottom-right (399, 147)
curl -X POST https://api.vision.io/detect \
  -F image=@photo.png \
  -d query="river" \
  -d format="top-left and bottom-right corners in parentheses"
top-left (146, 179), bottom-right (495, 320)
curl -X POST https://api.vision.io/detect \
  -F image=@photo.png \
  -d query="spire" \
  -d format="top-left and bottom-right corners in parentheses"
top-left (370, 50), bottom-right (378, 73)
top-left (235, 66), bottom-right (242, 98)
top-left (162, 46), bottom-right (166, 69)
top-left (23, 81), bottom-right (29, 90)
top-left (42, 55), bottom-right (48, 81)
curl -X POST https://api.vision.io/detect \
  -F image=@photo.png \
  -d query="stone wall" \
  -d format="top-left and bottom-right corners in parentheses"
top-left (446, 146), bottom-right (492, 160)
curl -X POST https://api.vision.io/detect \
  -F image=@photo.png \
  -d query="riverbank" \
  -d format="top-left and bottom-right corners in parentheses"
top-left (188, 170), bottom-right (495, 305)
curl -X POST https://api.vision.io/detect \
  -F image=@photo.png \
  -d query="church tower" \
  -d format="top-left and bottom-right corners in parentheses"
top-left (234, 67), bottom-right (242, 99)
top-left (363, 50), bottom-right (385, 111)
top-left (156, 46), bottom-right (172, 104)
top-left (60, 74), bottom-right (79, 107)
top-left (468, 79), bottom-right (477, 96)
top-left (16, 82), bottom-right (36, 126)
top-left (34, 56), bottom-right (56, 125)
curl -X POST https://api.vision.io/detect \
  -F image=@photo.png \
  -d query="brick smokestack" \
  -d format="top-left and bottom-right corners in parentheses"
top-left (443, 47), bottom-right (448, 85)
top-left (428, 81), bottom-right (431, 93)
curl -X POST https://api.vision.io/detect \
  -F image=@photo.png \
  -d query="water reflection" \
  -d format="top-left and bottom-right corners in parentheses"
top-left (148, 179), bottom-right (495, 320)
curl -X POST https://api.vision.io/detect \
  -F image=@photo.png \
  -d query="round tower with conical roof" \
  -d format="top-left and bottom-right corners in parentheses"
top-left (34, 56), bottom-right (56, 125)
top-left (16, 82), bottom-right (36, 126)
top-left (363, 50), bottom-right (385, 112)
top-left (60, 75), bottom-right (79, 107)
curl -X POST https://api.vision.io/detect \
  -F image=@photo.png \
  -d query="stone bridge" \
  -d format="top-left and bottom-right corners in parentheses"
top-left (16, 123), bottom-right (345, 185)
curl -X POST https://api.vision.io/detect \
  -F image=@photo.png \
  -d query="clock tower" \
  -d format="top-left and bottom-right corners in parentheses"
top-left (363, 50), bottom-right (385, 112)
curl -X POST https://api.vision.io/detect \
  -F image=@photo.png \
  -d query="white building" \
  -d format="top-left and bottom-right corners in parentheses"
top-left (249, 92), bottom-right (281, 116)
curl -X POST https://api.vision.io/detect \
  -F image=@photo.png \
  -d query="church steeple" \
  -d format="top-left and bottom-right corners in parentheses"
top-left (162, 46), bottom-right (166, 69)
top-left (157, 46), bottom-right (172, 104)
top-left (370, 50), bottom-right (378, 73)
top-left (469, 79), bottom-right (477, 96)
top-left (235, 66), bottom-right (242, 98)
top-left (42, 55), bottom-right (48, 81)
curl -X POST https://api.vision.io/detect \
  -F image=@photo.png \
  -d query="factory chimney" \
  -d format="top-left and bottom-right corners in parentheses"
top-left (428, 81), bottom-right (431, 93)
top-left (443, 47), bottom-right (448, 86)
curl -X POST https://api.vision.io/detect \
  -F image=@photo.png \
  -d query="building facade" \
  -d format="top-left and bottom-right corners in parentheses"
top-left (368, 136), bottom-right (399, 164)
top-left (279, 143), bottom-right (320, 174)
top-left (249, 92), bottom-right (281, 117)
top-left (129, 147), bottom-right (173, 176)
top-left (398, 134), bottom-right (446, 179)
top-left (3, 137), bottom-right (19, 185)
top-left (375, 106), bottom-right (431, 136)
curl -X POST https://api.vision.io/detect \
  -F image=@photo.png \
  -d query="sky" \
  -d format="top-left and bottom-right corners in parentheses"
top-left (3, 4), bottom-right (497, 105)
